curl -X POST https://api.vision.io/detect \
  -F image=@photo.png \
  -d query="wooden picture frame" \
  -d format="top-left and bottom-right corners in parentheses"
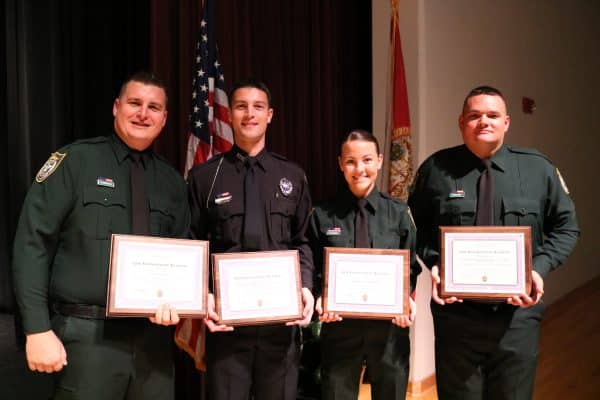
top-left (323, 247), bottom-right (410, 319)
top-left (212, 250), bottom-right (303, 326)
top-left (439, 226), bottom-right (532, 300)
top-left (106, 234), bottom-right (209, 317)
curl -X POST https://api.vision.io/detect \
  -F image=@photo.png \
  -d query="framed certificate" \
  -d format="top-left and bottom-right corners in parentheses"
top-left (440, 226), bottom-right (532, 300)
top-left (213, 250), bottom-right (303, 326)
top-left (323, 247), bottom-right (410, 319)
top-left (106, 234), bottom-right (209, 317)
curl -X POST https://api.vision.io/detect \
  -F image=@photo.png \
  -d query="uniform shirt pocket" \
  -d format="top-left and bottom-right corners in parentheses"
top-left (149, 197), bottom-right (176, 236)
top-left (270, 198), bottom-right (296, 243)
top-left (501, 197), bottom-right (541, 229)
top-left (436, 198), bottom-right (476, 226)
top-left (82, 186), bottom-right (127, 239)
top-left (210, 200), bottom-right (244, 243)
top-left (376, 227), bottom-right (408, 249)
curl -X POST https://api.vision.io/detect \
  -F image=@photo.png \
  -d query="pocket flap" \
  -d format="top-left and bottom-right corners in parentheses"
top-left (439, 198), bottom-right (476, 215)
top-left (270, 198), bottom-right (296, 216)
top-left (212, 200), bottom-right (244, 220)
top-left (148, 197), bottom-right (173, 216)
top-left (83, 186), bottom-right (126, 207)
top-left (502, 198), bottom-right (539, 216)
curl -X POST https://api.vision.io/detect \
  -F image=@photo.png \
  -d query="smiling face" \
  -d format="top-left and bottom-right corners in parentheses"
top-left (112, 81), bottom-right (167, 151)
top-left (339, 139), bottom-right (383, 198)
top-left (229, 87), bottom-right (273, 155)
top-left (459, 94), bottom-right (510, 159)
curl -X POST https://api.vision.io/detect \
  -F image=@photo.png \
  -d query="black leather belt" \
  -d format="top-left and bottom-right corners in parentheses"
top-left (52, 302), bottom-right (107, 319)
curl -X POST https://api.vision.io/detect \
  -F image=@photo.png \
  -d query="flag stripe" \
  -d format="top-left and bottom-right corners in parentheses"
top-left (176, 0), bottom-right (232, 371)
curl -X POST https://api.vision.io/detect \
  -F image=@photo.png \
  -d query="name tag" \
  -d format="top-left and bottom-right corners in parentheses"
top-left (326, 227), bottom-right (342, 236)
top-left (97, 177), bottom-right (115, 188)
top-left (448, 190), bottom-right (465, 199)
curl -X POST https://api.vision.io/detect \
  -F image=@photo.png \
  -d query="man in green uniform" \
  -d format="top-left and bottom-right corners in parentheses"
top-left (11, 72), bottom-right (189, 400)
top-left (408, 86), bottom-right (579, 400)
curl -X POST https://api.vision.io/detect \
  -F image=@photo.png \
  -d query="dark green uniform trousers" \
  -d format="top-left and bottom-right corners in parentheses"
top-left (320, 319), bottom-right (410, 400)
top-left (51, 315), bottom-right (174, 400)
top-left (433, 301), bottom-right (543, 400)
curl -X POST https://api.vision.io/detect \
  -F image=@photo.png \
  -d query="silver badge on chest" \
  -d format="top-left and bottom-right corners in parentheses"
top-left (279, 178), bottom-right (293, 196)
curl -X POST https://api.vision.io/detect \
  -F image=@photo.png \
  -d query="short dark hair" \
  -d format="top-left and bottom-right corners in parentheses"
top-left (118, 71), bottom-right (168, 107)
top-left (462, 85), bottom-right (507, 114)
top-left (340, 129), bottom-right (380, 154)
top-left (228, 78), bottom-right (272, 107)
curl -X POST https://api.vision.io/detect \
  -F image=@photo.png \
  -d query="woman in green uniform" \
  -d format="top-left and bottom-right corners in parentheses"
top-left (309, 130), bottom-right (421, 400)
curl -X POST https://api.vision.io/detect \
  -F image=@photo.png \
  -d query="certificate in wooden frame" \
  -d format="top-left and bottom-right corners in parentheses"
top-left (212, 250), bottom-right (303, 326)
top-left (440, 226), bottom-right (532, 300)
top-left (323, 247), bottom-right (410, 319)
top-left (106, 234), bottom-right (209, 317)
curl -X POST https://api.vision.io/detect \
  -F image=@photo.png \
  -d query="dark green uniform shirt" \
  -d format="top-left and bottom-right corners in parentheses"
top-left (408, 144), bottom-right (579, 278)
top-left (309, 187), bottom-right (421, 295)
top-left (12, 134), bottom-right (190, 334)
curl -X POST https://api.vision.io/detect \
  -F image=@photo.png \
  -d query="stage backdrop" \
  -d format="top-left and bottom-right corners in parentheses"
top-left (2, 0), bottom-right (372, 309)
top-left (150, 0), bottom-right (372, 203)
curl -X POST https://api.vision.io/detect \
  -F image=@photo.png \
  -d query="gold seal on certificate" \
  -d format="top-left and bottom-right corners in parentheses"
top-left (439, 226), bottom-right (532, 300)
top-left (106, 235), bottom-right (209, 317)
top-left (212, 250), bottom-right (303, 326)
top-left (322, 247), bottom-right (410, 319)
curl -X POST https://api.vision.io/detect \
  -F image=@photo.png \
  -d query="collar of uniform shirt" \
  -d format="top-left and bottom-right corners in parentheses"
top-left (339, 185), bottom-right (380, 215)
top-left (232, 144), bottom-right (268, 173)
top-left (488, 145), bottom-right (508, 172)
top-left (463, 144), bottom-right (507, 173)
top-left (110, 133), bottom-right (152, 166)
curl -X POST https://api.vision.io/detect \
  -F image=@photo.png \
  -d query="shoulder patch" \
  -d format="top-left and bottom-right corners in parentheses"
top-left (556, 168), bottom-right (570, 195)
top-left (36, 152), bottom-right (67, 183)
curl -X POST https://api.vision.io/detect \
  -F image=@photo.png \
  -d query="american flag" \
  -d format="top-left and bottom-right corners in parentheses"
top-left (176, 0), bottom-right (231, 371)
top-left (184, 0), bottom-right (233, 176)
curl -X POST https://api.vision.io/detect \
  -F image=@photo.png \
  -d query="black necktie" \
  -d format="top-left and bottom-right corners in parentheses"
top-left (243, 157), bottom-right (263, 250)
top-left (355, 198), bottom-right (370, 248)
top-left (476, 159), bottom-right (494, 226)
top-left (130, 153), bottom-right (149, 235)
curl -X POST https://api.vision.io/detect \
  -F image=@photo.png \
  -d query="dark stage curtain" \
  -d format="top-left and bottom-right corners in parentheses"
top-left (150, 0), bottom-right (373, 203)
top-left (2, 0), bottom-right (150, 306)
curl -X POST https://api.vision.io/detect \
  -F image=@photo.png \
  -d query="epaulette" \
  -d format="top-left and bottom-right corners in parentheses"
top-left (270, 152), bottom-right (289, 161)
top-left (188, 153), bottom-right (225, 175)
top-left (69, 136), bottom-right (110, 148)
top-left (54, 136), bottom-right (108, 152)
top-left (205, 153), bottom-right (226, 165)
top-left (506, 145), bottom-right (553, 163)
